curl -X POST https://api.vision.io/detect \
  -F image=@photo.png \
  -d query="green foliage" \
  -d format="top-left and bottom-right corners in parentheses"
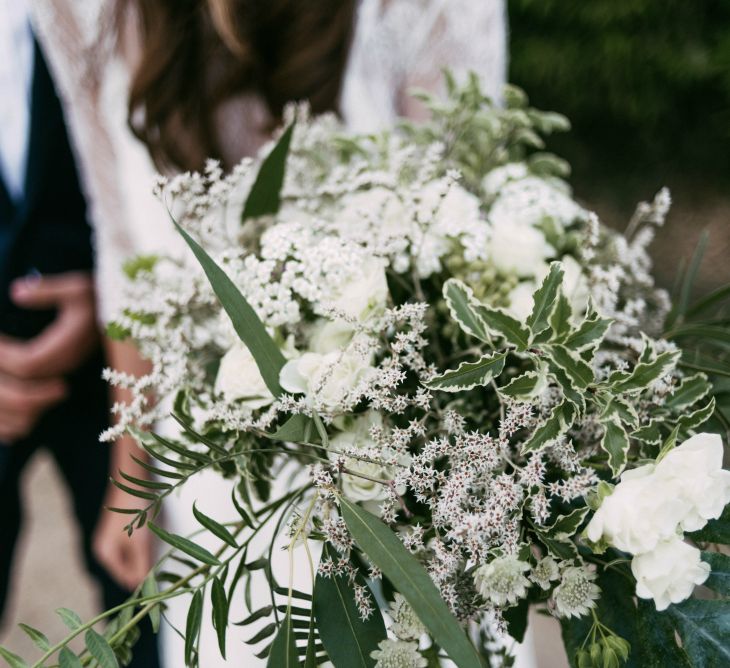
top-left (313, 545), bottom-right (386, 668)
top-left (424, 352), bottom-right (507, 392)
top-left (340, 498), bottom-right (483, 668)
top-left (509, 0), bottom-right (730, 179)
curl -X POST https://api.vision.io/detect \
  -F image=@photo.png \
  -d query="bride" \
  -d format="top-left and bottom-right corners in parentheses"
top-left (29, 1), bottom-right (514, 665)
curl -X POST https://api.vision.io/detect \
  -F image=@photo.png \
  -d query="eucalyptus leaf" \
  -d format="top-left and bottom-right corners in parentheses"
top-left (17, 623), bottom-right (49, 652)
top-left (242, 123), bottom-right (294, 220)
top-left (174, 221), bottom-right (286, 396)
top-left (266, 612), bottom-right (299, 668)
top-left (340, 498), bottom-right (482, 668)
top-left (59, 648), bottom-right (84, 668)
top-left (84, 629), bottom-right (119, 668)
top-left (141, 574), bottom-right (161, 633)
top-left (185, 590), bottom-right (204, 666)
top-left (148, 523), bottom-right (220, 566)
top-left (193, 502), bottom-right (238, 548)
top-left (313, 544), bottom-right (386, 668)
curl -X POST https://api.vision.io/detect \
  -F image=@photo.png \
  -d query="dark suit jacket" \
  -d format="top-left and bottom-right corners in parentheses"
top-left (0, 41), bottom-right (93, 340)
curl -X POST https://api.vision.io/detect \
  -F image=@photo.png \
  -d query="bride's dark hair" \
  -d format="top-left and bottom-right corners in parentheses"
top-left (125, 0), bottom-right (356, 171)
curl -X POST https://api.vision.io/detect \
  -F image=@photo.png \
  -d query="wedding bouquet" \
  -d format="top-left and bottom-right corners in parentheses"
top-left (4, 75), bottom-right (730, 668)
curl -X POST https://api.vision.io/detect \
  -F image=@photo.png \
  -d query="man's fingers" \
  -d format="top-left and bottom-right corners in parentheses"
top-left (0, 375), bottom-right (67, 412)
top-left (10, 272), bottom-right (93, 309)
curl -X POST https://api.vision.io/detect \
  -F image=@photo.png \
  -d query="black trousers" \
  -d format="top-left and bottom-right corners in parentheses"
top-left (0, 352), bottom-right (160, 668)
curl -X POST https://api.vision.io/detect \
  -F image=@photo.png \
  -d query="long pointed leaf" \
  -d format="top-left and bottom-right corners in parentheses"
top-left (340, 499), bottom-right (482, 668)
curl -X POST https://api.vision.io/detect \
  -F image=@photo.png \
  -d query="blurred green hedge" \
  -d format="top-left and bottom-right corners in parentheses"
top-left (508, 0), bottom-right (730, 185)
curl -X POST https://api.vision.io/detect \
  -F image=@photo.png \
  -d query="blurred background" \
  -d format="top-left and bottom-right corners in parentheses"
top-left (2, 1), bottom-right (729, 662)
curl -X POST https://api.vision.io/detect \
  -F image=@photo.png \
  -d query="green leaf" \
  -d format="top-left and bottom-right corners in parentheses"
top-left (473, 303), bottom-right (530, 350)
top-left (0, 647), bottom-right (27, 668)
top-left (521, 400), bottom-right (575, 454)
top-left (242, 123), bottom-right (294, 220)
top-left (547, 344), bottom-right (594, 389)
top-left (703, 551), bottom-right (730, 596)
top-left (499, 369), bottom-right (546, 400)
top-left (544, 508), bottom-right (589, 539)
top-left (17, 624), bottom-right (49, 652)
top-left (59, 648), bottom-right (84, 668)
top-left (564, 312), bottom-right (612, 352)
top-left (266, 612), bottom-right (299, 668)
top-left (141, 574), bottom-right (161, 633)
top-left (442, 279), bottom-right (490, 342)
top-left (340, 498), bottom-right (482, 668)
top-left (548, 364), bottom-right (587, 413)
top-left (527, 262), bottom-right (564, 339)
top-left (314, 545), bottom-right (386, 668)
top-left (425, 352), bottom-right (506, 392)
top-left (631, 420), bottom-right (663, 446)
top-left (211, 576), bottom-right (229, 659)
top-left (185, 590), bottom-right (204, 666)
top-left (665, 373), bottom-right (711, 411)
top-left (174, 221), bottom-right (286, 396)
top-left (668, 598), bottom-right (730, 667)
top-left (609, 350), bottom-right (680, 394)
top-left (656, 425), bottom-right (680, 462)
top-left (601, 416), bottom-right (630, 476)
top-left (84, 629), bottom-right (119, 668)
top-left (267, 414), bottom-right (317, 444)
top-left (148, 523), bottom-right (220, 566)
top-left (56, 608), bottom-right (83, 631)
top-left (677, 396), bottom-right (716, 431)
top-left (549, 290), bottom-right (573, 341)
top-left (193, 503), bottom-right (238, 548)
top-left (535, 532), bottom-right (578, 560)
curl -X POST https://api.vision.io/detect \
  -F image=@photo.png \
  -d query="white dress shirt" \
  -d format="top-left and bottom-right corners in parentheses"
top-left (0, 0), bottom-right (34, 202)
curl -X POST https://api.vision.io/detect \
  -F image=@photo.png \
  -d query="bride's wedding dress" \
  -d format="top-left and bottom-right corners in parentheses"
top-left (28, 1), bottom-right (535, 666)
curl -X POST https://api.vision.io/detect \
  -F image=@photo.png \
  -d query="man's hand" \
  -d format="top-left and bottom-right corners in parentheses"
top-left (93, 434), bottom-right (154, 590)
top-left (0, 272), bottom-right (98, 443)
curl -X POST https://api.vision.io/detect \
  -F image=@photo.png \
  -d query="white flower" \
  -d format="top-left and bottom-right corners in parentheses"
top-left (473, 555), bottom-right (531, 606)
top-left (309, 319), bottom-right (357, 354)
top-left (482, 163), bottom-right (530, 196)
top-left (552, 566), bottom-right (601, 619)
top-left (327, 256), bottom-right (390, 322)
top-left (561, 255), bottom-right (590, 316)
top-left (654, 432), bottom-right (730, 532)
top-left (505, 281), bottom-right (538, 321)
top-left (487, 219), bottom-right (554, 278)
top-left (214, 342), bottom-right (273, 408)
top-left (330, 412), bottom-right (393, 504)
top-left (585, 464), bottom-right (685, 554)
top-left (389, 593), bottom-right (427, 641)
top-left (339, 187), bottom-right (406, 236)
top-left (371, 639), bottom-right (427, 668)
top-left (530, 556), bottom-right (560, 590)
top-left (279, 350), bottom-right (374, 411)
top-left (631, 536), bottom-right (710, 611)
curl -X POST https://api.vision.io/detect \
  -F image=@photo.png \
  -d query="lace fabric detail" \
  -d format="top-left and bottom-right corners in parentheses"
top-left (29, 0), bottom-right (507, 322)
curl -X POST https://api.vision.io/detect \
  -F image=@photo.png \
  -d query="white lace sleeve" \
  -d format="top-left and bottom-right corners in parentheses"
top-left (341, 0), bottom-right (507, 132)
top-left (28, 1), bottom-right (140, 323)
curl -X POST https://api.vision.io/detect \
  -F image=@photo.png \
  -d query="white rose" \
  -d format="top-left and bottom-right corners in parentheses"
top-left (330, 412), bottom-right (393, 504)
top-left (279, 350), bottom-right (375, 411)
top-left (487, 216), bottom-right (555, 278)
top-left (214, 342), bottom-right (274, 409)
top-left (309, 319), bottom-right (357, 354)
top-left (339, 187), bottom-right (407, 237)
top-left (631, 536), bottom-right (710, 611)
top-left (328, 256), bottom-right (389, 322)
top-left (585, 464), bottom-right (686, 554)
top-left (655, 432), bottom-right (730, 532)
top-left (561, 255), bottom-right (590, 316)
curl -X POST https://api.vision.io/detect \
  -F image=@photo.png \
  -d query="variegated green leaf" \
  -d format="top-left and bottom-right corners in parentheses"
top-left (601, 416), bottom-right (630, 475)
top-left (563, 311), bottom-right (612, 352)
top-left (547, 344), bottom-right (594, 389)
top-left (665, 373), bottom-right (711, 411)
top-left (425, 352), bottom-right (506, 392)
top-left (442, 279), bottom-right (490, 342)
top-left (521, 400), bottom-right (575, 454)
top-left (474, 303), bottom-right (530, 350)
top-left (609, 349), bottom-right (681, 394)
top-left (677, 396), bottom-right (716, 431)
top-left (527, 262), bottom-right (564, 339)
top-left (499, 368), bottom-right (547, 400)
